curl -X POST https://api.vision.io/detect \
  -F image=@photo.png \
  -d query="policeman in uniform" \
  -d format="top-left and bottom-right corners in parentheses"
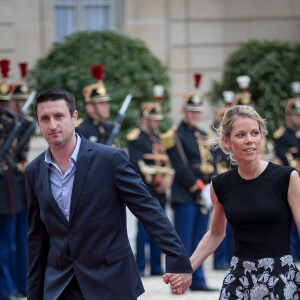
top-left (0, 59), bottom-right (19, 300)
top-left (161, 73), bottom-right (217, 291)
top-left (127, 86), bottom-right (172, 276)
top-left (76, 64), bottom-right (114, 145)
top-left (211, 91), bottom-right (235, 270)
top-left (273, 81), bottom-right (300, 261)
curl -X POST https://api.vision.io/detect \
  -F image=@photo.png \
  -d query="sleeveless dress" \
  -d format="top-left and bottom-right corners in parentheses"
top-left (212, 162), bottom-right (300, 299)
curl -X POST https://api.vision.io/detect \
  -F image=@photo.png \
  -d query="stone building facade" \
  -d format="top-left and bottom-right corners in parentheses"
top-left (1, 0), bottom-right (300, 127)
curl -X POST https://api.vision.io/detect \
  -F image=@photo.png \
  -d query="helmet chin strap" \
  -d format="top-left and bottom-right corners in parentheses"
top-left (146, 118), bottom-right (157, 135)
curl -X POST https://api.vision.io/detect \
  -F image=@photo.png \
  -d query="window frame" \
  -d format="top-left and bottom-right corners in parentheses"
top-left (54, 0), bottom-right (115, 42)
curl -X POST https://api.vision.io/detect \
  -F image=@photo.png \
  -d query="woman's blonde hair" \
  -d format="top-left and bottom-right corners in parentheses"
top-left (214, 105), bottom-right (268, 165)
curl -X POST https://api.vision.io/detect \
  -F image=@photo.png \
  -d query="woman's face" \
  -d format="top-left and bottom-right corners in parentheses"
top-left (223, 117), bottom-right (264, 163)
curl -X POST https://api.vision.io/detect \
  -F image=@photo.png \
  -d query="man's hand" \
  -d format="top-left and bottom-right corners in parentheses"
top-left (163, 273), bottom-right (192, 294)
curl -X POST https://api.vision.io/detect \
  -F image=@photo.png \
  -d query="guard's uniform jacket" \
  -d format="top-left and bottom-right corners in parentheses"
top-left (162, 121), bottom-right (216, 206)
top-left (76, 115), bottom-right (113, 145)
top-left (274, 126), bottom-right (300, 172)
top-left (127, 129), bottom-right (166, 205)
top-left (0, 110), bottom-right (32, 214)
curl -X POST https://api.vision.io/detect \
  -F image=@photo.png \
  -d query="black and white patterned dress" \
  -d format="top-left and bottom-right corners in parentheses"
top-left (213, 162), bottom-right (300, 299)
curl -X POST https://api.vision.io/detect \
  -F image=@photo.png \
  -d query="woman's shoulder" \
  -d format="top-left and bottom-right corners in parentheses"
top-left (268, 162), bottom-right (295, 175)
top-left (212, 167), bottom-right (237, 187)
top-left (214, 167), bottom-right (237, 179)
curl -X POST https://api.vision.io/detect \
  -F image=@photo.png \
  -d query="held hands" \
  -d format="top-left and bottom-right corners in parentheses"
top-left (163, 273), bottom-right (192, 294)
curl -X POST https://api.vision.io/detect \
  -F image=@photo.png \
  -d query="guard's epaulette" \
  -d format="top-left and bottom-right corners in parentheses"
top-left (75, 118), bottom-right (84, 128)
top-left (205, 130), bottom-right (210, 138)
top-left (273, 127), bottom-right (285, 139)
top-left (126, 128), bottom-right (140, 141)
top-left (161, 125), bottom-right (177, 150)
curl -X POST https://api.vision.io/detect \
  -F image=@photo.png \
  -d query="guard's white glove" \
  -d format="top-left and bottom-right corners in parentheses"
top-left (201, 183), bottom-right (212, 210)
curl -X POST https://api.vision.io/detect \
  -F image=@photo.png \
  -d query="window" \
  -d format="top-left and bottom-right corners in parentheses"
top-left (54, 0), bottom-right (114, 43)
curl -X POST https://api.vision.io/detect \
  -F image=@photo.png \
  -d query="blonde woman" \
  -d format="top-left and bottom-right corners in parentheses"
top-left (167, 105), bottom-right (300, 298)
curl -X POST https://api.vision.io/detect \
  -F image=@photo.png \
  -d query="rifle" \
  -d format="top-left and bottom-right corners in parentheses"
top-left (0, 90), bottom-right (36, 175)
top-left (12, 118), bottom-right (37, 163)
top-left (106, 94), bottom-right (132, 146)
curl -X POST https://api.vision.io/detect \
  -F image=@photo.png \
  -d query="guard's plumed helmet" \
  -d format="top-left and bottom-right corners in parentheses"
top-left (183, 73), bottom-right (204, 111)
top-left (83, 64), bottom-right (110, 103)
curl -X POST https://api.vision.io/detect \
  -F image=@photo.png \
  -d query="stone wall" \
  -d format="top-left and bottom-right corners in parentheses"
top-left (0, 0), bottom-right (53, 80)
top-left (123, 0), bottom-right (300, 129)
top-left (1, 0), bottom-right (300, 130)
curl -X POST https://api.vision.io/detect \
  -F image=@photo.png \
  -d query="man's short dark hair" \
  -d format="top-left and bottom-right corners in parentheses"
top-left (35, 88), bottom-right (76, 118)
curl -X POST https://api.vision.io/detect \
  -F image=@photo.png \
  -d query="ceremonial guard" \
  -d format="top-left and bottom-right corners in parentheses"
top-left (8, 62), bottom-right (36, 298)
top-left (211, 91), bottom-right (235, 270)
top-left (273, 81), bottom-right (300, 261)
top-left (76, 64), bottom-right (114, 145)
top-left (0, 59), bottom-right (19, 300)
top-left (233, 75), bottom-right (254, 106)
top-left (127, 86), bottom-right (172, 276)
top-left (161, 73), bottom-right (217, 291)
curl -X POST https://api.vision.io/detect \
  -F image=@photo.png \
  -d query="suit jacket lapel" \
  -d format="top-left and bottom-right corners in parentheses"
top-left (69, 138), bottom-right (92, 223)
top-left (40, 159), bottom-right (69, 225)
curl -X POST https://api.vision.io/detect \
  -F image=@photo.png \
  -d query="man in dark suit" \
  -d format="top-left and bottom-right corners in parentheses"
top-left (25, 88), bottom-right (192, 300)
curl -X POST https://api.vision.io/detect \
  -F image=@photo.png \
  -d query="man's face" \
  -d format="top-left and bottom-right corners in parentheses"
top-left (182, 109), bottom-right (201, 127)
top-left (37, 99), bottom-right (77, 149)
top-left (94, 101), bottom-right (110, 121)
top-left (10, 99), bottom-right (26, 114)
top-left (0, 100), bottom-right (8, 113)
top-left (290, 113), bottom-right (300, 130)
top-left (147, 119), bottom-right (161, 133)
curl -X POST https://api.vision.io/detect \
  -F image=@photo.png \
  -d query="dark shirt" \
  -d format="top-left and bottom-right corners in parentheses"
top-left (213, 162), bottom-right (293, 258)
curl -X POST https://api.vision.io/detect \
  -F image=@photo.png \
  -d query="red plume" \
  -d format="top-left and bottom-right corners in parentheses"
top-left (0, 59), bottom-right (10, 79)
top-left (19, 62), bottom-right (28, 79)
top-left (194, 73), bottom-right (202, 89)
top-left (90, 64), bottom-right (104, 81)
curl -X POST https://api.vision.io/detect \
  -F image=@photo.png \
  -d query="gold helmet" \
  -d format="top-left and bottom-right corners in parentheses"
top-left (183, 73), bottom-right (204, 111)
top-left (82, 64), bottom-right (110, 103)
top-left (285, 81), bottom-right (300, 114)
top-left (12, 62), bottom-right (30, 100)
